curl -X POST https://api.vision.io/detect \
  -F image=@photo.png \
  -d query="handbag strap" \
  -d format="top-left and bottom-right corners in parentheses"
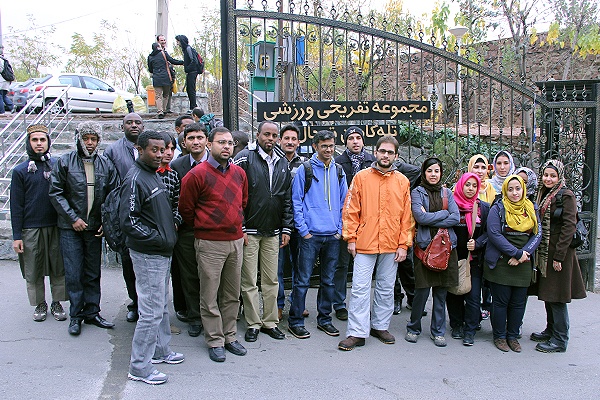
top-left (470, 201), bottom-right (478, 239)
top-left (161, 50), bottom-right (173, 82)
top-left (442, 188), bottom-right (448, 210)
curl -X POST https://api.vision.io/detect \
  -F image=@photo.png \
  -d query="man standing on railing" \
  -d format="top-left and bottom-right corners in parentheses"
top-left (49, 122), bottom-right (118, 336)
top-left (0, 53), bottom-right (14, 114)
top-left (104, 113), bottom-right (144, 323)
top-left (10, 124), bottom-right (67, 322)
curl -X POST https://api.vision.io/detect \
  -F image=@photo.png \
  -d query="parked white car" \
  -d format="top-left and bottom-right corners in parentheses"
top-left (31, 74), bottom-right (135, 113)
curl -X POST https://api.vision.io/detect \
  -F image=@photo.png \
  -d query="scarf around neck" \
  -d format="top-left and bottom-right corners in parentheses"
top-left (26, 134), bottom-right (52, 180)
top-left (346, 148), bottom-right (365, 179)
top-left (535, 159), bottom-right (566, 276)
top-left (454, 172), bottom-right (481, 236)
top-left (501, 175), bottom-right (537, 234)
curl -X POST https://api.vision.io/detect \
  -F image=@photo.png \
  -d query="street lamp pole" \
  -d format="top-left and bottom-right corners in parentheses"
top-left (449, 26), bottom-right (468, 126)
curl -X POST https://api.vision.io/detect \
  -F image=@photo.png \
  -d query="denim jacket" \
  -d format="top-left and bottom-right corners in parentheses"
top-left (411, 186), bottom-right (460, 250)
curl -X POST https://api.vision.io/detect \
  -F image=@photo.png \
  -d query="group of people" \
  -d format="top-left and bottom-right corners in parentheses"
top-left (10, 114), bottom-right (587, 386)
top-left (148, 34), bottom-right (203, 118)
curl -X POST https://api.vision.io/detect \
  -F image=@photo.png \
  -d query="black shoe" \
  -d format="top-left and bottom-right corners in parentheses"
top-left (224, 340), bottom-right (247, 356)
top-left (84, 315), bottom-right (114, 329)
top-left (260, 326), bottom-right (285, 340)
top-left (188, 324), bottom-right (202, 337)
top-left (335, 308), bottom-right (348, 321)
top-left (245, 328), bottom-right (259, 342)
top-left (530, 330), bottom-right (552, 342)
top-left (393, 300), bottom-right (402, 315)
top-left (288, 325), bottom-right (311, 339)
top-left (535, 341), bottom-right (566, 353)
top-left (317, 323), bottom-right (340, 336)
top-left (462, 334), bottom-right (474, 346)
top-left (68, 319), bottom-right (81, 336)
top-left (176, 311), bottom-right (190, 323)
top-left (451, 326), bottom-right (464, 339)
top-left (126, 310), bottom-right (139, 322)
top-left (208, 346), bottom-right (226, 362)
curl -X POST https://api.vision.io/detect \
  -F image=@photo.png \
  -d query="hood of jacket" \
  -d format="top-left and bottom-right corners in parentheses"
top-left (175, 34), bottom-right (189, 49)
top-left (150, 42), bottom-right (161, 56)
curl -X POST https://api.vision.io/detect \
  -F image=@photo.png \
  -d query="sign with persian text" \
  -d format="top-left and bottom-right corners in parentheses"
top-left (257, 101), bottom-right (431, 122)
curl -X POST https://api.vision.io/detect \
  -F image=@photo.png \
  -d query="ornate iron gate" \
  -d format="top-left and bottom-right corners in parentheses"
top-left (222, 0), bottom-right (598, 288)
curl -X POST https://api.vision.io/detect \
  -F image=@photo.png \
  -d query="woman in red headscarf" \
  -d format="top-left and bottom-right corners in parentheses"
top-left (446, 172), bottom-right (491, 346)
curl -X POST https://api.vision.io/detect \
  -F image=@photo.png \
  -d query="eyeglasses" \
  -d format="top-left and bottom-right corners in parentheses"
top-left (376, 149), bottom-right (396, 155)
top-left (215, 140), bottom-right (235, 147)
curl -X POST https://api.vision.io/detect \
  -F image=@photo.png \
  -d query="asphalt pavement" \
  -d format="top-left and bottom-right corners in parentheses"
top-left (1, 259), bottom-right (600, 400)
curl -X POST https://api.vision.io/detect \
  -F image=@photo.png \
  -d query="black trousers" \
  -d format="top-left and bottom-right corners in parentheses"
top-left (394, 248), bottom-right (415, 305)
top-left (185, 72), bottom-right (198, 109)
top-left (120, 248), bottom-right (137, 311)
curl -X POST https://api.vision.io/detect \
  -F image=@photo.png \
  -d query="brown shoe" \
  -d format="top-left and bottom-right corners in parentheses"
top-left (170, 325), bottom-right (181, 335)
top-left (278, 308), bottom-right (283, 321)
top-left (370, 329), bottom-right (395, 344)
top-left (302, 309), bottom-right (309, 317)
top-left (494, 338), bottom-right (510, 352)
top-left (507, 338), bottom-right (522, 353)
top-left (338, 336), bottom-right (366, 351)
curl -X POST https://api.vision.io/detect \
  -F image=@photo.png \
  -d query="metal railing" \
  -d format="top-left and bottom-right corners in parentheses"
top-left (0, 86), bottom-right (73, 211)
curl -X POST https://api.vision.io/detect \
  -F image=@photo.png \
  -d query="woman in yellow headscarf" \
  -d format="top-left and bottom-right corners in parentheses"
top-left (483, 175), bottom-right (541, 353)
top-left (468, 154), bottom-right (496, 203)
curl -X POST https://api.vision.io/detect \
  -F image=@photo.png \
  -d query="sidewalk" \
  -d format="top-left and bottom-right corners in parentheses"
top-left (1, 259), bottom-right (600, 400)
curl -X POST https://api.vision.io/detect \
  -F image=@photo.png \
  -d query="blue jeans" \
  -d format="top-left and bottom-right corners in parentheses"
top-left (288, 234), bottom-right (339, 327)
top-left (489, 282), bottom-right (528, 340)
top-left (277, 231), bottom-right (300, 309)
top-left (333, 238), bottom-right (351, 311)
top-left (0, 89), bottom-right (13, 113)
top-left (129, 249), bottom-right (172, 378)
top-left (59, 229), bottom-right (102, 320)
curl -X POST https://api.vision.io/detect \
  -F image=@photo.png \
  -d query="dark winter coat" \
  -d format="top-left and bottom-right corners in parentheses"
top-left (148, 43), bottom-right (182, 87)
top-left (175, 35), bottom-right (199, 74)
top-left (335, 150), bottom-right (376, 186)
top-left (534, 189), bottom-right (587, 303)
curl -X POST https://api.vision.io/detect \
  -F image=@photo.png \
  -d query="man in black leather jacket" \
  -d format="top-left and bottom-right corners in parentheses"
top-left (49, 121), bottom-right (118, 336)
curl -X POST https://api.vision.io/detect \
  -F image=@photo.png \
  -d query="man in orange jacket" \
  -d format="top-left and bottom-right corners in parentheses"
top-left (338, 135), bottom-right (414, 351)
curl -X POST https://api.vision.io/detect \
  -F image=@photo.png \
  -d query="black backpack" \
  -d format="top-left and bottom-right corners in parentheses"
top-left (101, 186), bottom-right (126, 253)
top-left (302, 160), bottom-right (344, 197)
top-left (552, 188), bottom-right (588, 249)
top-left (1, 57), bottom-right (15, 82)
top-left (189, 46), bottom-right (204, 74)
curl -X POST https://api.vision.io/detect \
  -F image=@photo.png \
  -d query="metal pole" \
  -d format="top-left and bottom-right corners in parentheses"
top-left (156, 0), bottom-right (169, 39)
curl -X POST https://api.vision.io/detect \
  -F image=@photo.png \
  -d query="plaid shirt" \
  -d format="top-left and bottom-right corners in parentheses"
top-left (157, 167), bottom-right (183, 227)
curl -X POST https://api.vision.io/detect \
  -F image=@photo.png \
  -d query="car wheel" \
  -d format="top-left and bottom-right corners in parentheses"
top-left (44, 98), bottom-right (64, 114)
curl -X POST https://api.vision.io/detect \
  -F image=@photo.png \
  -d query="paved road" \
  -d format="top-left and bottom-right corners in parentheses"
top-left (1, 259), bottom-right (600, 400)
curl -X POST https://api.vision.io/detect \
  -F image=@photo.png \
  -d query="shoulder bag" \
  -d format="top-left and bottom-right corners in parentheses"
top-left (414, 189), bottom-right (452, 272)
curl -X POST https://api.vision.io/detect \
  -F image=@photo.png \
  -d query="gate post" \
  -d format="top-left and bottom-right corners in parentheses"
top-left (221, 0), bottom-right (238, 130)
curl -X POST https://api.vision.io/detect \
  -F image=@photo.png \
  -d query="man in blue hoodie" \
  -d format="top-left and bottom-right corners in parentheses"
top-left (288, 130), bottom-right (348, 339)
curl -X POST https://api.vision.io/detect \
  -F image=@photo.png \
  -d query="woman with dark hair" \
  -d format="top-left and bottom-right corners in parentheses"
top-left (446, 172), bottom-right (490, 346)
top-left (489, 150), bottom-right (516, 193)
top-left (484, 175), bottom-right (541, 352)
top-left (175, 35), bottom-right (200, 111)
top-left (531, 160), bottom-right (586, 353)
top-left (405, 157), bottom-right (460, 347)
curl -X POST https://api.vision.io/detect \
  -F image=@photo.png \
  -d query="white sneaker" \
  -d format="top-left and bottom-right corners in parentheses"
top-left (128, 369), bottom-right (168, 385)
top-left (151, 352), bottom-right (185, 364)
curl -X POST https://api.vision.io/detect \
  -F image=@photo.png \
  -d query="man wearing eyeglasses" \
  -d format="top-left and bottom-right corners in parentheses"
top-left (233, 121), bottom-right (293, 343)
top-left (332, 126), bottom-right (376, 322)
top-left (338, 135), bottom-right (414, 351)
top-left (179, 127), bottom-right (248, 363)
top-left (288, 130), bottom-right (348, 339)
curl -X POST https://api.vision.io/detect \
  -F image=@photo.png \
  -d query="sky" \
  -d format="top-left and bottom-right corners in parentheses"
top-left (1, 0), bottom-right (459, 50)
